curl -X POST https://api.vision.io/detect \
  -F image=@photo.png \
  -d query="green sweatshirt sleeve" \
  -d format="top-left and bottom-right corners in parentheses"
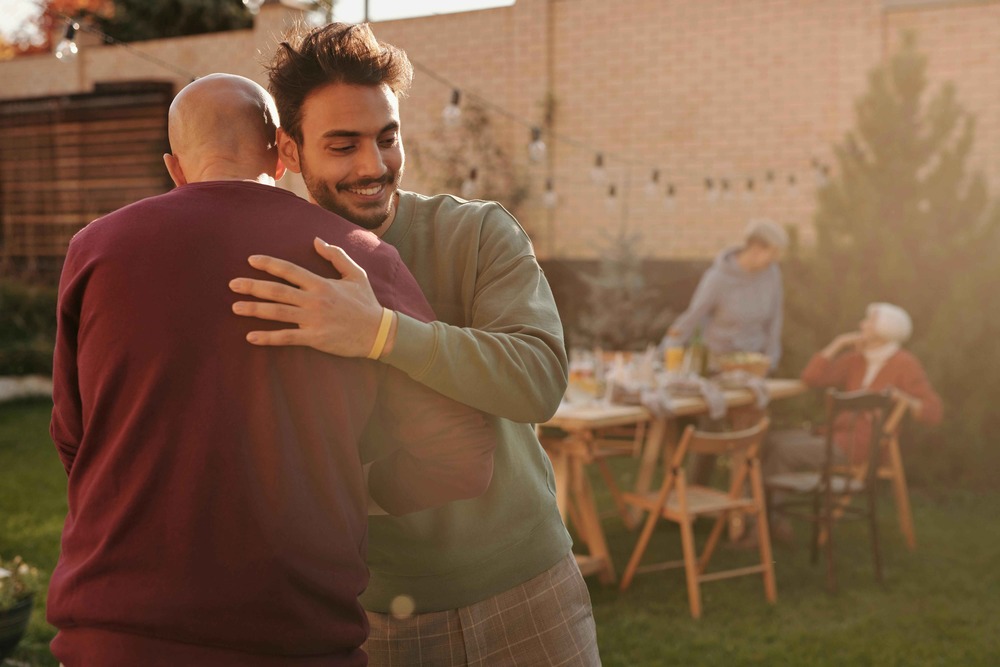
top-left (382, 203), bottom-right (568, 424)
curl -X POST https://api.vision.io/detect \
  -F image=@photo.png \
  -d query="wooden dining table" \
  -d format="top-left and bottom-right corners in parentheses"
top-left (539, 378), bottom-right (808, 583)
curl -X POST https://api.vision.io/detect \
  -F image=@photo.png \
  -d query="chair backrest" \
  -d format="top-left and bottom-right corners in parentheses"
top-left (823, 389), bottom-right (894, 483)
top-left (662, 417), bottom-right (771, 496)
top-left (685, 417), bottom-right (771, 459)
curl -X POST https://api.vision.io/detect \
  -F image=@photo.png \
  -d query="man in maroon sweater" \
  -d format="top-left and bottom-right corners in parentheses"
top-left (47, 74), bottom-right (495, 666)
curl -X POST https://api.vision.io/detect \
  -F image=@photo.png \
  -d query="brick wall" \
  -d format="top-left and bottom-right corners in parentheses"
top-left (1, 0), bottom-right (998, 261)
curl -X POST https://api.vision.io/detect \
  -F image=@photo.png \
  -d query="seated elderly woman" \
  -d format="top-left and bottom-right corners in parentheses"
top-left (758, 302), bottom-right (943, 541)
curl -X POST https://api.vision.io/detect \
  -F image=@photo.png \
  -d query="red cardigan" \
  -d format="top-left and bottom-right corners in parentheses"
top-left (48, 181), bottom-right (494, 666)
top-left (800, 349), bottom-right (942, 463)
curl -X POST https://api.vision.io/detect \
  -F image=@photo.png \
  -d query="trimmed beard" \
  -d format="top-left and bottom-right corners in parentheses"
top-left (299, 151), bottom-right (401, 231)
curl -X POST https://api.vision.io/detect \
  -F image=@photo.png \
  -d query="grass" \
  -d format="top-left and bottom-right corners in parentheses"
top-left (0, 399), bottom-right (64, 666)
top-left (2, 398), bottom-right (999, 665)
top-left (587, 459), bottom-right (1000, 666)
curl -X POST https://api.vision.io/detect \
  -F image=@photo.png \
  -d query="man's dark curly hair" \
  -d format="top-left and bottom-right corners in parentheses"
top-left (267, 23), bottom-right (413, 144)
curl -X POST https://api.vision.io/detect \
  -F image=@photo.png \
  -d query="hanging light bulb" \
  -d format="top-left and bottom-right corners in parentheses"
top-left (528, 127), bottom-right (546, 163)
top-left (764, 169), bottom-right (776, 195)
top-left (461, 167), bottom-right (478, 199)
top-left (720, 178), bottom-right (731, 202)
top-left (645, 169), bottom-right (661, 199)
top-left (604, 184), bottom-right (617, 213)
top-left (788, 174), bottom-right (798, 190)
top-left (443, 89), bottom-right (462, 126)
top-left (590, 153), bottom-right (606, 184)
top-left (242, 0), bottom-right (265, 14)
top-left (664, 183), bottom-right (676, 212)
top-left (744, 178), bottom-right (756, 204)
top-left (816, 163), bottom-right (831, 187)
top-left (54, 21), bottom-right (79, 61)
top-left (542, 178), bottom-right (558, 209)
top-left (705, 177), bottom-right (718, 204)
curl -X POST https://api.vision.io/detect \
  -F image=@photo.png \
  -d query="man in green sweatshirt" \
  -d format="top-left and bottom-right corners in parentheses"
top-left (228, 22), bottom-right (600, 666)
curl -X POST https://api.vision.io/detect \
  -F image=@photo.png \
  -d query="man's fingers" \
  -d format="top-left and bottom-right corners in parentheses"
top-left (232, 300), bottom-right (305, 325)
top-left (244, 328), bottom-right (310, 347)
top-left (229, 277), bottom-right (308, 305)
top-left (246, 254), bottom-right (326, 289)
top-left (314, 238), bottom-right (368, 283)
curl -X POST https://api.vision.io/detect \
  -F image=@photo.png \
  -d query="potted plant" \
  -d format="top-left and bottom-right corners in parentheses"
top-left (0, 555), bottom-right (42, 660)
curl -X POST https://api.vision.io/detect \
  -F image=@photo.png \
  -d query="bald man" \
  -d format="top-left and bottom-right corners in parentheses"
top-left (47, 74), bottom-right (495, 666)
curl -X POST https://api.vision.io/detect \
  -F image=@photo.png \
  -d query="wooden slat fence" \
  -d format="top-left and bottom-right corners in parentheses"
top-left (0, 81), bottom-right (174, 282)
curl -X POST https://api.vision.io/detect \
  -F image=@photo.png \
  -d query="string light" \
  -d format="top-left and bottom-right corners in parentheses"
top-left (54, 21), bottom-right (79, 61)
top-left (542, 178), bottom-right (558, 209)
top-left (443, 89), bottom-right (462, 126)
top-left (412, 57), bottom-right (823, 210)
top-left (644, 169), bottom-right (661, 199)
top-left (664, 183), bottom-right (676, 212)
top-left (765, 170), bottom-right (776, 195)
top-left (590, 154), bottom-right (606, 184)
top-left (705, 177), bottom-right (718, 204)
top-left (816, 163), bottom-right (831, 187)
top-left (44, 5), bottom-right (824, 214)
top-left (528, 126), bottom-right (546, 163)
top-left (604, 184), bottom-right (617, 212)
top-left (461, 167), bottom-right (478, 199)
top-left (50, 13), bottom-right (196, 80)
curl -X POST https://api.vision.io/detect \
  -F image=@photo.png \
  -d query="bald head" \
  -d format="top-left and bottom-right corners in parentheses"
top-left (165, 73), bottom-right (282, 185)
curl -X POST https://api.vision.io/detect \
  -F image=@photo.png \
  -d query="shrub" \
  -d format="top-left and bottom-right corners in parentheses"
top-left (0, 281), bottom-right (57, 376)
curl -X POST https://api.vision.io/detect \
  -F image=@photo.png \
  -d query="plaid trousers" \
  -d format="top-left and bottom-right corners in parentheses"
top-left (363, 553), bottom-right (601, 666)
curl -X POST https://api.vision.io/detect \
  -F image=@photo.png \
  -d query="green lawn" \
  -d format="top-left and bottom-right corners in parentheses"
top-left (0, 399), bottom-right (65, 666)
top-left (2, 398), bottom-right (999, 665)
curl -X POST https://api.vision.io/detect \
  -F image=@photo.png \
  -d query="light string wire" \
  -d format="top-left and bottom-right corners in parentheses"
top-left (46, 4), bottom-right (829, 196)
top-left (50, 9), bottom-right (199, 81)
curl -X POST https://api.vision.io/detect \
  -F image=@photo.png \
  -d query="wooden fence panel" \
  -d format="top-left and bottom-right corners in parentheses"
top-left (0, 81), bottom-right (174, 282)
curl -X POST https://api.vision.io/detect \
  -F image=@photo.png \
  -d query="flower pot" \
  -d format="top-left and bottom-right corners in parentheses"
top-left (0, 594), bottom-right (34, 661)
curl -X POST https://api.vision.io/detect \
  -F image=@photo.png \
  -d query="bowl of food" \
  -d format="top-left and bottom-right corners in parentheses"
top-left (715, 351), bottom-right (770, 377)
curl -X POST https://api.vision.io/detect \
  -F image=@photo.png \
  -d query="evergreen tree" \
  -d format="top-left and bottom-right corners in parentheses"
top-left (784, 32), bottom-right (1000, 480)
top-left (574, 230), bottom-right (674, 351)
top-left (92, 0), bottom-right (252, 42)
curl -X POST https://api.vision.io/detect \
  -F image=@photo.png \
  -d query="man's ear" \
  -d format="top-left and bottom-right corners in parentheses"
top-left (277, 128), bottom-right (302, 174)
top-left (163, 153), bottom-right (187, 187)
top-left (275, 156), bottom-right (287, 181)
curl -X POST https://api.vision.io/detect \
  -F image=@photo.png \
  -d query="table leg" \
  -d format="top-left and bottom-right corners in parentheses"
top-left (571, 456), bottom-right (617, 584)
top-left (625, 417), bottom-right (675, 529)
top-left (549, 449), bottom-right (570, 522)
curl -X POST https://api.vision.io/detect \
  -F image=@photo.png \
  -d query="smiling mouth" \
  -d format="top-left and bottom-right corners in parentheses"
top-left (344, 180), bottom-right (390, 197)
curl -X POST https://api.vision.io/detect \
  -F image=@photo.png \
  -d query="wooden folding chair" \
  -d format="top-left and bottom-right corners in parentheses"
top-left (619, 418), bottom-right (775, 619)
top-left (878, 398), bottom-right (917, 550)
top-left (590, 421), bottom-right (647, 523)
top-left (765, 389), bottom-right (894, 593)
top-left (815, 397), bottom-right (912, 549)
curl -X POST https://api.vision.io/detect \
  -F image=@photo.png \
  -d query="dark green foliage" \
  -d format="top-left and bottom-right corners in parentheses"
top-left (573, 230), bottom-right (675, 351)
top-left (783, 33), bottom-right (1000, 486)
top-left (0, 282), bottom-right (57, 376)
top-left (91, 0), bottom-right (252, 42)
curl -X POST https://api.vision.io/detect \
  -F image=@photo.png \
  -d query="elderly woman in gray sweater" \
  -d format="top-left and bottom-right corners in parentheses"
top-left (660, 218), bottom-right (788, 371)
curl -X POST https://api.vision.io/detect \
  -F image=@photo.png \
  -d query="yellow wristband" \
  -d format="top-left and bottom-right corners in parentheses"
top-left (367, 307), bottom-right (393, 360)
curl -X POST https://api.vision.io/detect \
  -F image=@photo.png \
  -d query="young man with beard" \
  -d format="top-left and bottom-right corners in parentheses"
top-left (228, 23), bottom-right (601, 666)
